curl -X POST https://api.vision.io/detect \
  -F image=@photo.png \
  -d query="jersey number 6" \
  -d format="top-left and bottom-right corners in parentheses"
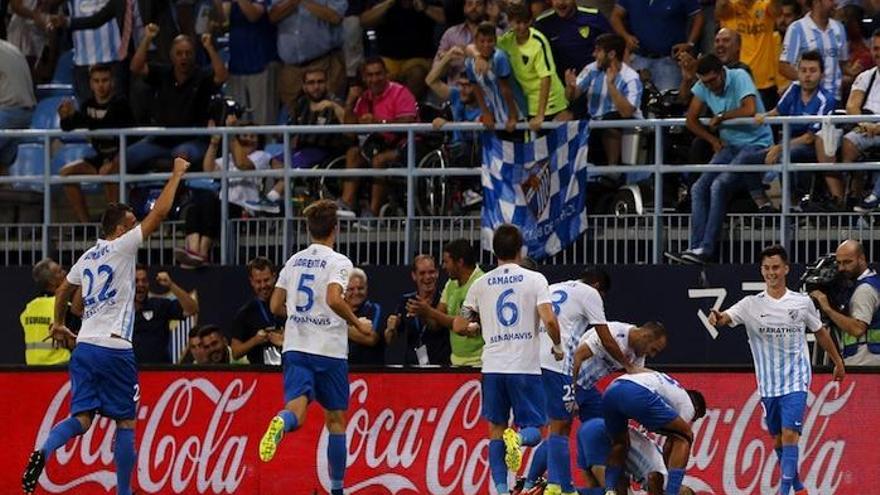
top-left (496, 289), bottom-right (519, 327)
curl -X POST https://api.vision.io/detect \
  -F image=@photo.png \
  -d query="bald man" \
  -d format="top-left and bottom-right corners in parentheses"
top-left (810, 240), bottom-right (880, 366)
top-left (677, 28), bottom-right (753, 104)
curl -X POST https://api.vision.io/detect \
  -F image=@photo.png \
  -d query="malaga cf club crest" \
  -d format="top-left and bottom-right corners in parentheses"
top-left (520, 159), bottom-right (552, 220)
top-left (789, 309), bottom-right (799, 321)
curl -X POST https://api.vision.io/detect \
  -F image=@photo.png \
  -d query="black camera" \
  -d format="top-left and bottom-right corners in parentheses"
top-left (800, 254), bottom-right (842, 293)
top-left (208, 95), bottom-right (244, 125)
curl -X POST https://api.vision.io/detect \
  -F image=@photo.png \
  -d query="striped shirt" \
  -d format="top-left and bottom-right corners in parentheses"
top-left (574, 61), bottom-right (643, 119)
top-left (69, 0), bottom-right (123, 66)
top-left (775, 82), bottom-right (835, 136)
top-left (539, 280), bottom-right (607, 374)
top-left (726, 289), bottom-right (823, 398)
top-left (780, 14), bottom-right (848, 99)
top-left (575, 321), bottom-right (645, 389)
top-left (466, 51), bottom-right (527, 125)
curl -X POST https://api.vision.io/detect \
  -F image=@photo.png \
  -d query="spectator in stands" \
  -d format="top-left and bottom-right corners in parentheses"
top-left (132, 265), bottom-right (199, 364)
top-left (384, 254), bottom-right (452, 366)
top-left (285, 68), bottom-right (349, 172)
top-left (215, 0), bottom-right (278, 125)
top-left (749, 50), bottom-right (835, 199)
top-left (465, 21), bottom-right (527, 141)
top-left (361, 0), bottom-right (445, 100)
top-left (342, 0), bottom-right (366, 87)
top-left (346, 268), bottom-right (385, 365)
top-left (678, 28), bottom-right (751, 104)
top-left (0, 40), bottom-right (35, 169)
top-left (426, 47), bottom-right (482, 151)
top-left (780, 0), bottom-right (852, 100)
top-left (716, 0), bottom-right (781, 110)
top-left (229, 257), bottom-right (285, 365)
top-left (842, 5), bottom-right (873, 76)
top-left (7, 0), bottom-right (56, 74)
top-left (609, 0), bottom-right (703, 92)
top-left (271, 0), bottom-right (346, 108)
top-left (841, 31), bottom-right (880, 212)
top-left (810, 239), bottom-right (880, 367)
top-left (776, 0), bottom-right (801, 36)
top-left (667, 54), bottom-right (774, 264)
top-left (564, 33), bottom-right (642, 166)
top-left (21, 258), bottom-right (77, 365)
top-left (498, 2), bottom-right (570, 131)
top-left (534, 0), bottom-right (611, 86)
top-left (339, 57), bottom-right (418, 218)
top-left (433, 0), bottom-right (488, 83)
top-left (199, 324), bottom-right (246, 364)
top-left (57, 64), bottom-right (135, 223)
top-left (177, 116), bottom-right (282, 267)
top-left (180, 326), bottom-right (208, 364)
top-left (129, 27), bottom-right (226, 173)
top-left (438, 239), bottom-right (484, 366)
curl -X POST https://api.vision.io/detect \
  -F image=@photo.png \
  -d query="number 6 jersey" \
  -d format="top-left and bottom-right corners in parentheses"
top-left (460, 263), bottom-right (552, 375)
top-left (68, 225), bottom-right (144, 347)
top-left (276, 243), bottom-right (354, 359)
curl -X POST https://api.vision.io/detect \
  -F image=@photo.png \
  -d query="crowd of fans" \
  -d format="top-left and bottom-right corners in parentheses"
top-left (4, 0), bottom-right (880, 260)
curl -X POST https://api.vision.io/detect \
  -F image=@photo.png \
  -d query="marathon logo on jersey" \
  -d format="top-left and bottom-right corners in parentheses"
top-left (520, 159), bottom-right (551, 220)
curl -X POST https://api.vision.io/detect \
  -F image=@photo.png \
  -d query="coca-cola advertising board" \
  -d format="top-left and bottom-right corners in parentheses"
top-left (1, 369), bottom-right (877, 494)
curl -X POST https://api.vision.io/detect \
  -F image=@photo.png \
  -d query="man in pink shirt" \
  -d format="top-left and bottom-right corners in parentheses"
top-left (341, 57), bottom-right (419, 217)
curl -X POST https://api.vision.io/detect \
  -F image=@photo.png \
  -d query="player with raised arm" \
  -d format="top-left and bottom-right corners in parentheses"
top-left (21, 158), bottom-right (190, 495)
top-left (520, 272), bottom-right (611, 495)
top-left (259, 199), bottom-right (372, 495)
top-left (601, 371), bottom-right (706, 495)
top-left (452, 224), bottom-right (562, 495)
top-left (708, 244), bottom-right (845, 495)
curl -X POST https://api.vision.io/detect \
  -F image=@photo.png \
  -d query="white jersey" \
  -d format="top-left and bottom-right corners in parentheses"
top-left (617, 371), bottom-right (695, 423)
top-left (539, 280), bottom-right (607, 374)
top-left (626, 428), bottom-right (667, 487)
top-left (276, 243), bottom-right (353, 359)
top-left (461, 263), bottom-right (552, 374)
top-left (68, 225), bottom-right (143, 348)
top-left (726, 289), bottom-right (822, 398)
top-left (576, 321), bottom-right (644, 389)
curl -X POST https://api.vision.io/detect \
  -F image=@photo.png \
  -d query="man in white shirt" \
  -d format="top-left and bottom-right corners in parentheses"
top-left (22, 158), bottom-right (190, 495)
top-left (453, 224), bottom-right (563, 495)
top-left (709, 244), bottom-right (845, 495)
top-left (260, 199), bottom-right (372, 495)
top-left (601, 371), bottom-right (705, 495)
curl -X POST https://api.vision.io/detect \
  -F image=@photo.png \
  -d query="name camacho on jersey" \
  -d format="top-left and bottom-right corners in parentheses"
top-left (461, 263), bottom-right (552, 375)
top-left (576, 321), bottom-right (644, 389)
top-left (68, 225), bottom-right (143, 347)
top-left (615, 371), bottom-right (696, 423)
top-left (277, 243), bottom-right (354, 359)
top-left (539, 280), bottom-right (607, 374)
top-left (726, 289), bottom-right (822, 398)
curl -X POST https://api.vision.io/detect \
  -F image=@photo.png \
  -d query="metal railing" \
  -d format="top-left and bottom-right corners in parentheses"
top-left (2, 114), bottom-right (880, 266)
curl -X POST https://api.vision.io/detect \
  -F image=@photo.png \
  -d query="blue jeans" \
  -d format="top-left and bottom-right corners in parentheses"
top-left (631, 55), bottom-right (681, 92)
top-left (690, 145), bottom-right (766, 256)
top-left (0, 106), bottom-right (34, 166)
top-left (740, 142), bottom-right (816, 196)
top-left (125, 137), bottom-right (208, 173)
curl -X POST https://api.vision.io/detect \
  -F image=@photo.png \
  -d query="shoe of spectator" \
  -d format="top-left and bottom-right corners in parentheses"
top-left (462, 189), bottom-right (483, 207)
top-left (352, 209), bottom-right (377, 232)
top-left (854, 194), bottom-right (880, 213)
top-left (665, 250), bottom-right (706, 265)
top-left (245, 197), bottom-right (281, 215)
top-left (757, 203), bottom-right (779, 214)
top-left (335, 200), bottom-right (357, 219)
top-left (174, 247), bottom-right (205, 269)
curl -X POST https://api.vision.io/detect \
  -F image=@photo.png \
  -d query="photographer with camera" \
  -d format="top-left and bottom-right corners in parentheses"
top-left (809, 240), bottom-right (880, 367)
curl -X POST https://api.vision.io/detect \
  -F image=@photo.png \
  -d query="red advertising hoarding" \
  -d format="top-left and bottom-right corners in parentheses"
top-left (0, 369), bottom-right (876, 494)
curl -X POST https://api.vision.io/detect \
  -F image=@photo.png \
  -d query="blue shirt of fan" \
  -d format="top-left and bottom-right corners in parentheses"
top-left (534, 6), bottom-right (612, 80)
top-left (449, 86), bottom-right (482, 145)
top-left (617, 0), bottom-right (700, 56)
top-left (774, 83), bottom-right (835, 137)
top-left (228, 0), bottom-right (278, 74)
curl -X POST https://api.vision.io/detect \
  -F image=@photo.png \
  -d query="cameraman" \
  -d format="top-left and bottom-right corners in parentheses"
top-left (810, 240), bottom-right (880, 367)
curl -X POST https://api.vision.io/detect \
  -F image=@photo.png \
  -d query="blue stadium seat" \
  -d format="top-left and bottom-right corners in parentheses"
top-left (30, 96), bottom-right (65, 131)
top-left (264, 143), bottom-right (285, 161)
top-left (8, 144), bottom-right (47, 192)
top-left (52, 51), bottom-right (74, 85)
top-left (35, 84), bottom-right (75, 100)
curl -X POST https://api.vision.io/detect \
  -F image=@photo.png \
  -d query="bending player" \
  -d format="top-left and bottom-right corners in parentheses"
top-left (452, 224), bottom-right (562, 495)
top-left (259, 200), bottom-right (373, 495)
top-left (22, 158), bottom-right (190, 495)
top-left (708, 245), bottom-right (845, 495)
top-left (601, 371), bottom-right (706, 495)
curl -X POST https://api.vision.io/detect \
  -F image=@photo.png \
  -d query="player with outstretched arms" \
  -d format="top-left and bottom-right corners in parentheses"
top-left (21, 157), bottom-right (190, 495)
top-left (259, 199), bottom-right (373, 495)
top-left (452, 224), bottom-right (562, 495)
top-left (708, 244), bottom-right (845, 495)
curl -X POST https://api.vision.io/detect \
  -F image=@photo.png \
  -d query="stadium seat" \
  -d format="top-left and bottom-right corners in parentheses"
top-left (52, 50), bottom-right (74, 85)
top-left (8, 143), bottom-right (47, 192)
top-left (265, 143), bottom-right (285, 161)
top-left (30, 96), bottom-right (65, 132)
top-left (35, 84), bottom-right (75, 100)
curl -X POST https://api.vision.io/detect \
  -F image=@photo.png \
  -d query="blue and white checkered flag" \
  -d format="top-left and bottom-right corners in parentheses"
top-left (481, 121), bottom-right (590, 260)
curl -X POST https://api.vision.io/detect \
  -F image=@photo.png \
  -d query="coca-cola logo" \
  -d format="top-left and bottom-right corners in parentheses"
top-left (34, 378), bottom-right (257, 494)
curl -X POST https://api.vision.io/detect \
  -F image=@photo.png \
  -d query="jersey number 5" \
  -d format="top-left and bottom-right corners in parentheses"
top-left (296, 274), bottom-right (316, 312)
top-left (496, 289), bottom-right (519, 327)
top-left (82, 265), bottom-right (116, 307)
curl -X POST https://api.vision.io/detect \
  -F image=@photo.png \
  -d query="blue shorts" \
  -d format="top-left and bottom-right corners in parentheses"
top-left (69, 343), bottom-right (139, 420)
top-left (482, 373), bottom-right (547, 428)
top-left (761, 392), bottom-right (807, 436)
top-left (282, 351), bottom-right (349, 411)
top-left (602, 380), bottom-right (679, 436)
top-left (576, 417), bottom-right (611, 470)
top-left (542, 369), bottom-right (576, 421)
top-left (576, 384), bottom-right (603, 422)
